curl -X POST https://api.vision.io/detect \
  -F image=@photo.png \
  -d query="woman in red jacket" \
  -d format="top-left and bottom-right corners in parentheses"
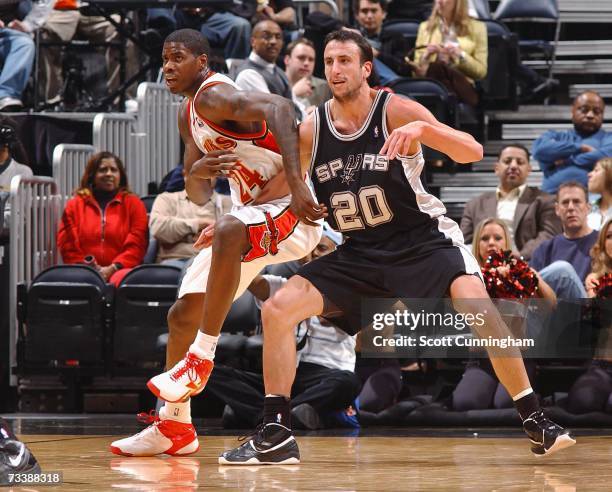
top-left (57, 151), bottom-right (148, 286)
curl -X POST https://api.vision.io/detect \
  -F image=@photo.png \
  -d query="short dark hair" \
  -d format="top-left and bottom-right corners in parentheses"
top-left (498, 143), bottom-right (530, 162)
top-left (324, 30), bottom-right (373, 65)
top-left (556, 180), bottom-right (588, 202)
top-left (285, 37), bottom-right (315, 57)
top-left (164, 29), bottom-right (210, 57)
top-left (353, 0), bottom-right (387, 14)
top-left (79, 151), bottom-right (130, 195)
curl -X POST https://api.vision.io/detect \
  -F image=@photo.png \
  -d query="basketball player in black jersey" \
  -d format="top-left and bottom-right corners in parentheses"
top-left (219, 30), bottom-right (575, 465)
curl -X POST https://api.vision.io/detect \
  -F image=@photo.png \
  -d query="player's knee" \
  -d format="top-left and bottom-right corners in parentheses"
top-left (213, 215), bottom-right (246, 249)
top-left (262, 295), bottom-right (296, 332)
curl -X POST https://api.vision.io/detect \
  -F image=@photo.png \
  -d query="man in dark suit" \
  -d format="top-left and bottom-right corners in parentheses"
top-left (460, 143), bottom-right (561, 260)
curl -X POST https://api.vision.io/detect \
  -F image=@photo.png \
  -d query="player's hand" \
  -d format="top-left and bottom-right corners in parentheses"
top-left (380, 121), bottom-right (426, 160)
top-left (190, 150), bottom-right (238, 179)
top-left (194, 222), bottom-right (215, 250)
top-left (290, 180), bottom-right (327, 227)
top-left (293, 77), bottom-right (313, 98)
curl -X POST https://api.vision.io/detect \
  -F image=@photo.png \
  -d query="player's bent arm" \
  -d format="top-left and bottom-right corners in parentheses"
top-left (178, 99), bottom-right (212, 206)
top-left (387, 96), bottom-right (483, 163)
top-left (252, 118), bottom-right (314, 205)
top-left (198, 84), bottom-right (302, 187)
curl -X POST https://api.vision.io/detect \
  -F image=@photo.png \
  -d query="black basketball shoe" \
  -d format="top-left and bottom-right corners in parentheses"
top-left (523, 410), bottom-right (576, 456)
top-left (0, 422), bottom-right (41, 486)
top-left (219, 423), bottom-right (300, 465)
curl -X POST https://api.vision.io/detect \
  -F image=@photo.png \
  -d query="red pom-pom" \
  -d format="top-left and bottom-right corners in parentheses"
top-left (481, 250), bottom-right (539, 299)
top-left (594, 273), bottom-right (612, 299)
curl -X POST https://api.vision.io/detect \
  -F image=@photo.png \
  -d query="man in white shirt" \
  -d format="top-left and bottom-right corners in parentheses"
top-left (461, 143), bottom-right (561, 260)
top-left (234, 20), bottom-right (304, 118)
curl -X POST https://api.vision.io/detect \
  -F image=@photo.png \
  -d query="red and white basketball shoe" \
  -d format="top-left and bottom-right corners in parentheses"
top-left (110, 411), bottom-right (199, 457)
top-left (147, 353), bottom-right (214, 403)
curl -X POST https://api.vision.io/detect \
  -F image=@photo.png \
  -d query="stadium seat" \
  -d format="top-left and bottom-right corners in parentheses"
top-left (17, 265), bottom-right (112, 365)
top-left (222, 290), bottom-right (259, 335)
top-left (113, 264), bottom-right (181, 366)
top-left (471, 0), bottom-right (492, 19)
top-left (380, 19), bottom-right (420, 77)
top-left (140, 195), bottom-right (157, 214)
top-left (479, 20), bottom-right (520, 110)
top-left (494, 0), bottom-right (560, 86)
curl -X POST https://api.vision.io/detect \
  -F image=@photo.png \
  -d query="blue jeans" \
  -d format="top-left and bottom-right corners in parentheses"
top-left (0, 28), bottom-right (35, 99)
top-left (147, 9), bottom-right (251, 60)
top-left (373, 58), bottom-right (399, 86)
top-left (539, 260), bottom-right (587, 299)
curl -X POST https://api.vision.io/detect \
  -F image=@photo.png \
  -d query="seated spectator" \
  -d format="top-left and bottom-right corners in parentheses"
top-left (461, 144), bottom-right (561, 261)
top-left (205, 230), bottom-right (361, 430)
top-left (452, 218), bottom-right (555, 411)
top-left (146, 1), bottom-right (252, 66)
top-left (57, 151), bottom-right (148, 286)
top-left (585, 218), bottom-right (612, 298)
top-left (149, 170), bottom-right (216, 268)
top-left (587, 157), bottom-right (612, 231)
top-left (39, 0), bottom-right (138, 104)
top-left (235, 20), bottom-right (291, 99)
top-left (0, 116), bottom-right (31, 192)
top-left (254, 0), bottom-right (298, 43)
top-left (410, 0), bottom-right (487, 107)
top-left (284, 38), bottom-right (331, 115)
top-left (567, 219), bottom-right (612, 414)
top-left (530, 182), bottom-right (598, 298)
top-left (533, 91), bottom-right (612, 194)
top-left (0, 0), bottom-right (50, 111)
top-left (353, 0), bottom-right (400, 85)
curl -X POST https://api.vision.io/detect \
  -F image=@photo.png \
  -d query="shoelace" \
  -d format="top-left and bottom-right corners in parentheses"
top-left (238, 423), bottom-right (266, 443)
top-left (137, 410), bottom-right (161, 426)
top-left (170, 354), bottom-right (202, 383)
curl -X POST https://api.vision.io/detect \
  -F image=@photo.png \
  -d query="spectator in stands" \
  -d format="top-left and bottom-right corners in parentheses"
top-left (410, 0), bottom-right (487, 107)
top-left (585, 218), bottom-right (612, 298)
top-left (146, 1), bottom-right (253, 67)
top-left (452, 217), bottom-right (555, 411)
top-left (284, 37), bottom-right (331, 116)
top-left (235, 20), bottom-right (302, 118)
top-left (0, 0), bottom-right (51, 111)
top-left (205, 230), bottom-right (361, 430)
top-left (352, 0), bottom-right (400, 85)
top-left (533, 91), bottom-right (612, 194)
top-left (57, 151), bottom-right (148, 286)
top-left (587, 157), bottom-right (612, 231)
top-left (460, 144), bottom-right (561, 261)
top-left (530, 181), bottom-right (598, 299)
top-left (253, 0), bottom-right (298, 43)
top-left (149, 170), bottom-right (216, 268)
top-left (567, 218), bottom-right (612, 414)
top-left (0, 116), bottom-right (31, 192)
top-left (39, 0), bottom-right (138, 104)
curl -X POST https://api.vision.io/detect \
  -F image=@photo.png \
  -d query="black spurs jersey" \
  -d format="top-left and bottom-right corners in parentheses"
top-left (309, 90), bottom-right (462, 254)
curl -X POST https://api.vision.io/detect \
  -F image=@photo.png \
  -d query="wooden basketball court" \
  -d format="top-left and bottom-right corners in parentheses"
top-left (13, 431), bottom-right (612, 490)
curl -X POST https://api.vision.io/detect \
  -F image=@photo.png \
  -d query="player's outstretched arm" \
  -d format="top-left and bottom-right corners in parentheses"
top-left (382, 95), bottom-right (483, 164)
top-left (197, 84), bottom-right (326, 226)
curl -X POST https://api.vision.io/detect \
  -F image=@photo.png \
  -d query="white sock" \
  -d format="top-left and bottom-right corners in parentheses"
top-left (512, 387), bottom-right (534, 401)
top-left (189, 331), bottom-right (218, 361)
top-left (161, 400), bottom-right (191, 423)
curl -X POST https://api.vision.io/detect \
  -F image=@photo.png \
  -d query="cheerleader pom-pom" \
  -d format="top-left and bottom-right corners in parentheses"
top-left (594, 273), bottom-right (612, 299)
top-left (482, 250), bottom-right (539, 299)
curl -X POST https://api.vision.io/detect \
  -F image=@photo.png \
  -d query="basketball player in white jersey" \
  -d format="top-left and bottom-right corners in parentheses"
top-left (110, 28), bottom-right (323, 457)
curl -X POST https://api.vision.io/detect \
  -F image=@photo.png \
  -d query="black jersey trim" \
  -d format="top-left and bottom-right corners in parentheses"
top-left (324, 90), bottom-right (384, 141)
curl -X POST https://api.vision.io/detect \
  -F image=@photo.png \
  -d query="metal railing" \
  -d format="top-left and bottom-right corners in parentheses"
top-left (52, 144), bottom-right (96, 201)
top-left (136, 82), bottom-right (182, 193)
top-left (9, 175), bottom-right (62, 385)
top-left (92, 112), bottom-right (143, 194)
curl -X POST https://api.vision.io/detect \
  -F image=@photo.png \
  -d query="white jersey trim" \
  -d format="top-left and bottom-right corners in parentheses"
top-left (324, 90), bottom-right (383, 141)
